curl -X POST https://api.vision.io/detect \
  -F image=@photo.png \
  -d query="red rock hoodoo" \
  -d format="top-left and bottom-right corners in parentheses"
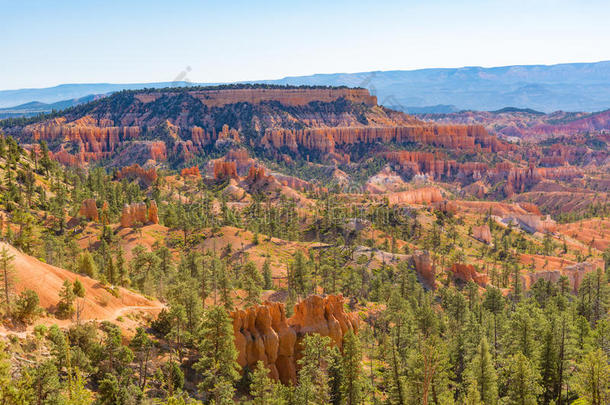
top-left (449, 263), bottom-right (489, 286)
top-left (116, 164), bottom-right (158, 187)
top-left (411, 250), bottom-right (436, 288)
top-left (213, 161), bottom-right (239, 180)
top-left (78, 199), bottom-right (99, 222)
top-left (120, 201), bottom-right (159, 228)
top-left (231, 294), bottom-right (358, 385)
top-left (180, 166), bottom-right (201, 178)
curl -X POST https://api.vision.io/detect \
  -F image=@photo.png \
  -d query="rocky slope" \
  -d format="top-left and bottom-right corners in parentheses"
top-left (4, 85), bottom-right (505, 169)
top-left (421, 108), bottom-right (610, 142)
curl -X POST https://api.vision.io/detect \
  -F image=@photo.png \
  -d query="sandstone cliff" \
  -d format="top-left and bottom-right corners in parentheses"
top-left (262, 124), bottom-right (506, 156)
top-left (189, 87), bottom-right (377, 108)
top-left (386, 187), bottom-right (444, 205)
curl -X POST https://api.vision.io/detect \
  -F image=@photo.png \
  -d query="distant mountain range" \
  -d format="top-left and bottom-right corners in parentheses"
top-left (0, 94), bottom-right (105, 119)
top-left (1, 61), bottom-right (609, 114)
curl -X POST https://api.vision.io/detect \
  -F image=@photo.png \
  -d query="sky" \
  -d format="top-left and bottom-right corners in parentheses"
top-left (1, 0), bottom-right (609, 90)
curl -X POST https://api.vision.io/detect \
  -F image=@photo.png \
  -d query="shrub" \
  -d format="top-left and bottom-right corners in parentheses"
top-left (14, 289), bottom-right (42, 323)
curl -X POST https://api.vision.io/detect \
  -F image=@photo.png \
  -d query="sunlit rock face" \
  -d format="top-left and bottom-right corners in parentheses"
top-left (231, 294), bottom-right (359, 384)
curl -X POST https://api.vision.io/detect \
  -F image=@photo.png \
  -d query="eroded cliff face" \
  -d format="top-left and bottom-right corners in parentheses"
top-left (25, 117), bottom-right (142, 164)
top-left (386, 187), bottom-right (444, 205)
top-left (11, 88), bottom-right (516, 176)
top-left (232, 294), bottom-right (358, 384)
top-left (449, 263), bottom-right (489, 286)
top-left (521, 262), bottom-right (599, 293)
top-left (120, 201), bottom-right (159, 228)
top-left (115, 164), bottom-right (158, 186)
top-left (383, 151), bottom-right (582, 197)
top-left (262, 124), bottom-right (506, 156)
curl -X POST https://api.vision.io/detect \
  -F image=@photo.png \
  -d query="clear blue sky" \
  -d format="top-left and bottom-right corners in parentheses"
top-left (2, 0), bottom-right (609, 90)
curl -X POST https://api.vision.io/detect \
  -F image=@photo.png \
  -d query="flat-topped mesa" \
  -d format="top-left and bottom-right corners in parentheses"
top-left (231, 294), bottom-right (358, 385)
top-left (177, 87), bottom-right (377, 108)
top-left (120, 201), bottom-right (159, 228)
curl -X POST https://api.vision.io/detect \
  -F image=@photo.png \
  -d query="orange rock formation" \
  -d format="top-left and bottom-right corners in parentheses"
top-left (120, 201), bottom-right (159, 228)
top-left (262, 124), bottom-right (505, 156)
top-left (78, 199), bottom-right (99, 222)
top-left (521, 262), bottom-right (600, 293)
top-left (116, 164), bottom-right (158, 186)
top-left (181, 166), bottom-right (201, 178)
top-left (232, 295), bottom-right (358, 384)
top-left (213, 161), bottom-right (239, 180)
top-left (411, 250), bottom-right (435, 288)
top-left (449, 263), bottom-right (489, 286)
top-left (472, 225), bottom-right (492, 244)
top-left (386, 187), bottom-right (444, 205)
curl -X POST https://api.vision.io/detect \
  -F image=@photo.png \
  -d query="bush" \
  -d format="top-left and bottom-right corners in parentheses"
top-left (14, 289), bottom-right (42, 323)
top-left (151, 309), bottom-right (172, 336)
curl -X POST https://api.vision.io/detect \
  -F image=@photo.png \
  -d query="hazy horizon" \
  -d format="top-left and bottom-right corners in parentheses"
top-left (0, 59), bottom-right (608, 92)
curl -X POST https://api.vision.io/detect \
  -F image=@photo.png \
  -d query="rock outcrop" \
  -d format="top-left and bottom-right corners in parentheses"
top-left (449, 263), bottom-right (489, 286)
top-left (116, 164), bottom-right (158, 187)
top-left (78, 199), bottom-right (99, 222)
top-left (262, 124), bottom-right (506, 156)
top-left (231, 295), bottom-right (358, 384)
top-left (213, 161), bottom-right (239, 180)
top-left (120, 201), bottom-right (159, 228)
top-left (411, 250), bottom-right (435, 288)
top-left (522, 261), bottom-right (600, 293)
top-left (180, 166), bottom-right (201, 178)
top-left (24, 116), bottom-right (142, 165)
top-left (387, 187), bottom-right (444, 205)
top-left (472, 225), bottom-right (492, 244)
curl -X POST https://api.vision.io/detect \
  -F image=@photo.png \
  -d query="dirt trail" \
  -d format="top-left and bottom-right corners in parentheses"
top-left (0, 242), bottom-right (164, 338)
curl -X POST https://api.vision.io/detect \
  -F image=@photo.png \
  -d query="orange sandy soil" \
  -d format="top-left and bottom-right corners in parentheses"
top-left (0, 242), bottom-right (162, 338)
top-left (76, 223), bottom-right (168, 260)
top-left (519, 253), bottom-right (576, 272)
top-left (556, 218), bottom-right (610, 252)
top-left (200, 226), bottom-right (309, 279)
